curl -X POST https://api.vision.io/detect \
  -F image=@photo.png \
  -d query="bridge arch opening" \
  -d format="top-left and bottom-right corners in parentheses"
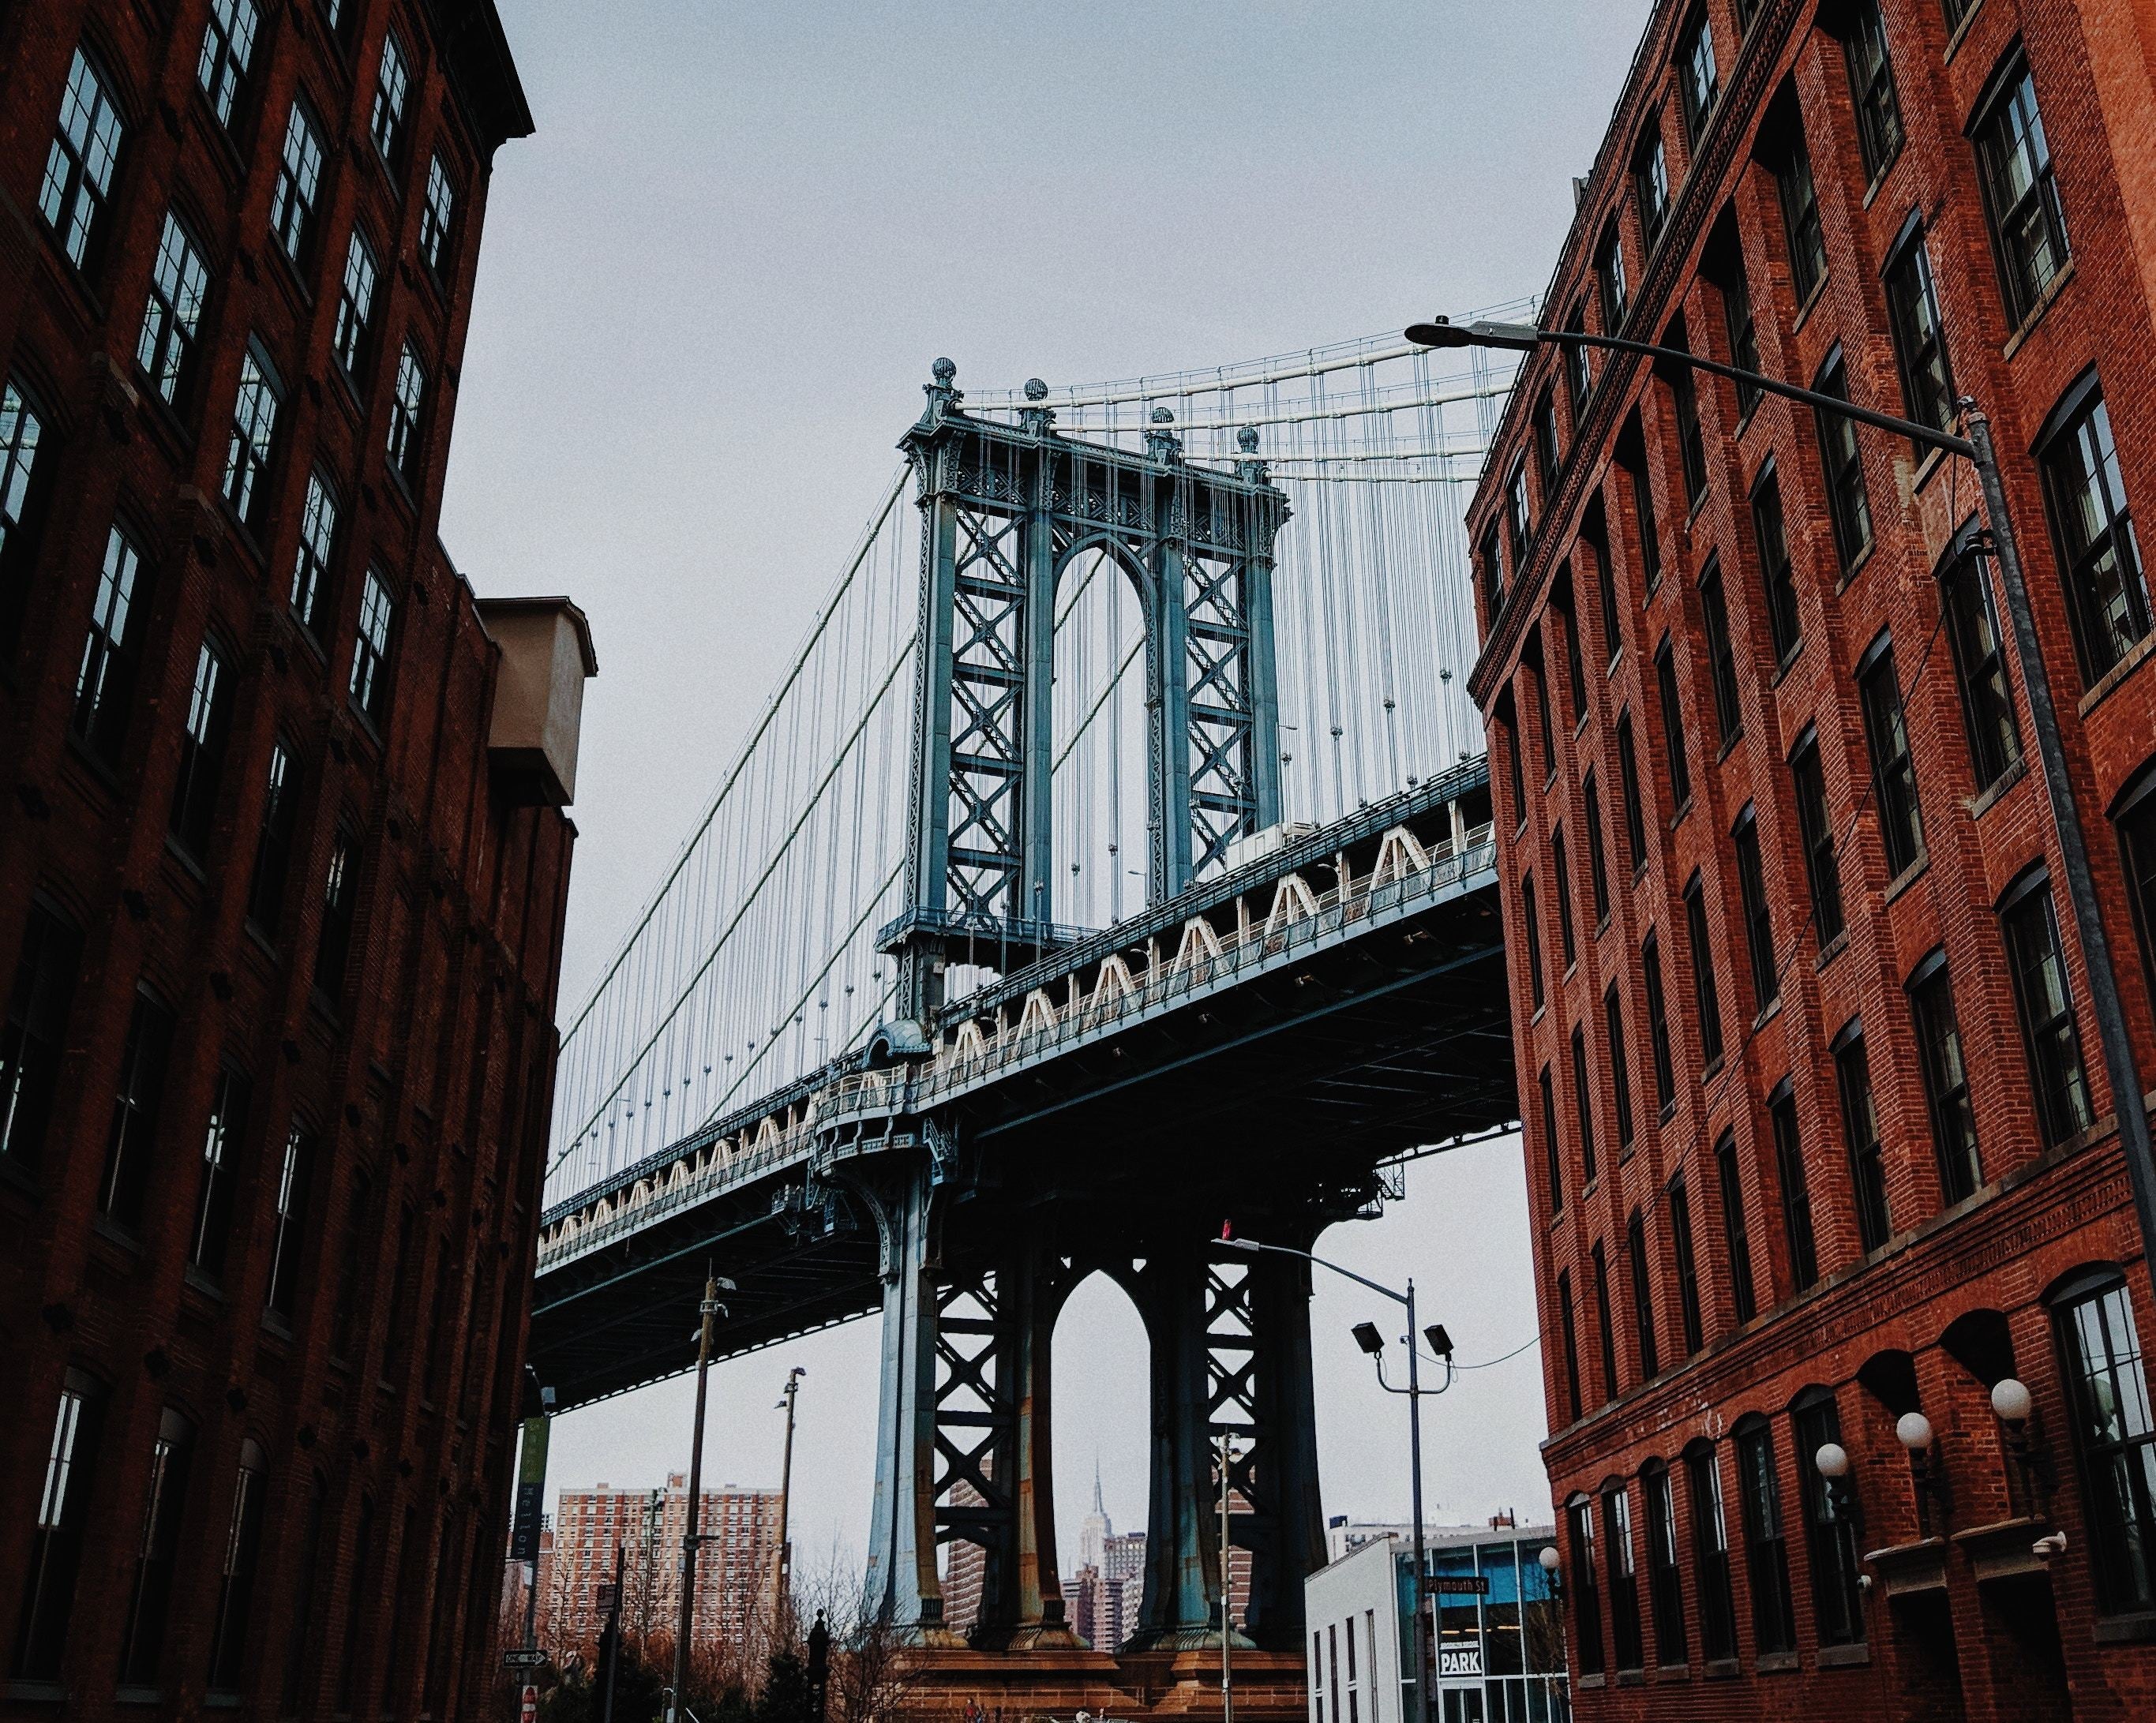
top-left (1051, 1267), bottom-right (1151, 1651)
top-left (1052, 544), bottom-right (1152, 930)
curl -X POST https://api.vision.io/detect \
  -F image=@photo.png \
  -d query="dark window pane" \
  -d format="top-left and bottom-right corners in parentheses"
top-left (1626, 1208), bottom-right (1657, 1379)
top-left (1790, 733), bottom-right (1845, 945)
top-left (419, 155), bottom-right (457, 277)
top-left (1584, 772), bottom-right (1610, 924)
top-left (1643, 931), bottom-right (1674, 1111)
top-left (1558, 1271), bottom-right (1583, 1424)
top-left (1573, 1025), bottom-right (1598, 1187)
top-left (99, 991), bottom-right (175, 1232)
top-left (73, 523), bottom-right (146, 766)
top-left (1814, 351), bottom-right (1873, 573)
top-left (1539, 1066), bottom-right (1562, 1213)
top-left (1769, 1084), bottom-right (1819, 1291)
top-left (1593, 1239), bottom-right (1619, 1401)
top-left (388, 343), bottom-right (427, 486)
top-left (1606, 1486), bottom-right (1644, 1670)
top-left (1776, 120), bottom-right (1828, 303)
top-left (1669, 1177), bottom-right (1703, 1355)
top-left (1553, 826), bottom-right (1577, 971)
top-left (1736, 1422), bottom-right (1798, 1654)
top-left (2057, 1279), bottom-right (2156, 1613)
top-left (314, 831), bottom-right (359, 1000)
top-left (1670, 358), bottom-right (1708, 508)
top-left (1534, 390), bottom-right (1562, 499)
top-left (1566, 305), bottom-right (1595, 424)
top-left (1684, 877), bottom-right (1723, 1069)
top-left (352, 570), bottom-right (396, 725)
top-left (1699, 559), bottom-right (1742, 747)
top-left (247, 743), bottom-right (299, 935)
top-left (137, 212), bottom-right (210, 406)
top-left (1884, 227), bottom-right (1955, 436)
top-left (1617, 710), bottom-right (1648, 867)
top-left (118, 1407), bottom-right (195, 1682)
top-left (1752, 467), bottom-right (1801, 664)
top-left (1794, 1396), bottom-right (1866, 1646)
top-left (0, 905), bottom-right (83, 1172)
top-left (1656, 642), bottom-right (1692, 811)
top-left (1975, 62), bottom-right (2070, 327)
top-left (2043, 386), bottom-right (2148, 684)
top-left (1646, 1463), bottom-right (1688, 1667)
top-left (1723, 261), bottom-right (1761, 421)
top-left (372, 35), bottom-right (410, 163)
top-left (1629, 448), bottom-right (1661, 591)
top-left (1607, 986), bottom-right (1635, 1154)
top-left (1842, 0), bottom-right (1903, 182)
top-left (1734, 808), bottom-right (1777, 1011)
top-left (1943, 543), bottom-right (2022, 788)
top-left (1521, 870), bottom-right (1544, 1014)
top-left (1636, 133), bottom-right (1670, 249)
top-left (1910, 958), bottom-right (1982, 1205)
top-left (1860, 639), bottom-right (1924, 875)
top-left (170, 638), bottom-right (231, 858)
top-left (264, 1124), bottom-right (313, 1320)
top-left (269, 103), bottom-right (324, 261)
top-left (1568, 1498), bottom-right (1604, 1673)
top-left (1715, 1129), bottom-right (1757, 1323)
top-left (2004, 881), bottom-right (2094, 1146)
top-left (13, 1373), bottom-right (105, 1679)
top-left (206, 1441), bottom-right (269, 1691)
top-left (189, 1069), bottom-right (250, 1281)
top-left (39, 51), bottom-right (124, 271)
top-left (197, 0), bottom-right (261, 129)
top-left (1836, 1028), bottom-right (1892, 1253)
top-left (222, 346), bottom-right (281, 529)
top-left (1599, 223), bottom-right (1628, 334)
top-left (1678, 9), bottom-right (1719, 144)
top-left (333, 231), bottom-right (377, 378)
top-left (1686, 1447), bottom-right (1737, 1661)
top-left (291, 473), bottom-right (337, 635)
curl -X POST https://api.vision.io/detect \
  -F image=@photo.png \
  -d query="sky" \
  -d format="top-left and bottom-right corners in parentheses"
top-left (438, 0), bottom-right (1653, 1580)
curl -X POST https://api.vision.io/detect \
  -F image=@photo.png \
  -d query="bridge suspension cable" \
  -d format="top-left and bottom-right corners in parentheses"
top-left (547, 313), bottom-right (1530, 1206)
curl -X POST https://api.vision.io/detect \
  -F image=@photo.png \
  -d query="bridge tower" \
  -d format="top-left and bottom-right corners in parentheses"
top-left (859, 364), bottom-right (1322, 1682)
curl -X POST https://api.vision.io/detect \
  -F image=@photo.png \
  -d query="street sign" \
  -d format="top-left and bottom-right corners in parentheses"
top-left (504, 1648), bottom-right (546, 1670)
top-left (1426, 1575), bottom-right (1490, 1597)
top-left (511, 1418), bottom-right (550, 1561)
top-left (597, 1582), bottom-right (620, 1611)
top-left (521, 1684), bottom-right (538, 1723)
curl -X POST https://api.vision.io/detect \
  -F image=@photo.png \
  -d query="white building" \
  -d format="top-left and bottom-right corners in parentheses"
top-left (1305, 1521), bottom-right (1569, 1723)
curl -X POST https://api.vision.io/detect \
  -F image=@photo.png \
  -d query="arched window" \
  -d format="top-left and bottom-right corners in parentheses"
top-left (1565, 1493), bottom-right (1604, 1676)
top-left (1791, 1387), bottom-right (1865, 1647)
top-left (2049, 1266), bottom-right (2156, 1612)
top-left (207, 1438), bottom-right (268, 1691)
top-left (1733, 1413), bottom-right (1796, 1655)
top-left (118, 1405), bottom-right (197, 1684)
top-left (1641, 1459), bottom-right (1686, 1666)
top-left (1682, 1440), bottom-right (1736, 1661)
top-left (1603, 1478), bottom-right (1643, 1671)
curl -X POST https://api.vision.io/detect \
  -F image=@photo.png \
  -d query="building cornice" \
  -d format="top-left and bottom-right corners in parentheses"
top-left (424, 0), bottom-right (535, 158)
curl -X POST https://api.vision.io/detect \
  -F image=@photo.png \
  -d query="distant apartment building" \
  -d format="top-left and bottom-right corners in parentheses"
top-left (540, 1478), bottom-right (781, 1657)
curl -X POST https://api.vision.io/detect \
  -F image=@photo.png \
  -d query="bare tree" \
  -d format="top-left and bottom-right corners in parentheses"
top-left (794, 1544), bottom-right (925, 1723)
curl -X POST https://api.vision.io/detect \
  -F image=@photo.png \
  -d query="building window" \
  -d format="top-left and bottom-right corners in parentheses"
top-left (1573, 1024), bottom-right (1598, 1187)
top-left (1669, 350), bottom-right (1708, 508)
top-left (1775, 114), bottom-right (1828, 304)
top-left (2055, 1272), bottom-right (2156, 1613)
top-left (1607, 987), bottom-right (1635, 1154)
top-left (1, 380), bottom-right (46, 616)
top-left (1722, 259), bottom-right (1761, 421)
top-left (1682, 874), bottom-right (1723, 1069)
top-left (1813, 350), bottom-right (1873, 573)
top-left (292, 472), bottom-right (338, 634)
top-left (1481, 524), bottom-right (1505, 617)
top-left (1860, 636), bottom-right (1923, 875)
top-left (1598, 221), bottom-right (1627, 334)
top-left (264, 1123), bottom-right (313, 1319)
top-left (2001, 874), bottom-right (2094, 1146)
top-left (1678, 8), bottom-right (1718, 144)
top-left (1643, 931), bottom-right (1675, 1112)
top-left (1941, 0), bottom-right (1975, 29)
top-left (222, 343), bottom-right (282, 529)
top-left (1521, 871), bottom-right (1544, 1014)
top-left (1644, 1461), bottom-right (1687, 1665)
top-left (1768, 1080), bottom-right (1819, 1291)
top-left (73, 522), bottom-right (146, 766)
top-left (1908, 951), bottom-right (1981, 1205)
top-left (1794, 1394), bottom-right (1865, 1646)
top-left (388, 342), bottom-right (428, 485)
top-left (118, 1406), bottom-right (195, 1684)
top-left (330, 1167), bottom-right (375, 1363)
top-left (1698, 558), bottom-right (1741, 748)
top-left (1655, 640), bottom-right (1691, 812)
top-left (1606, 1485), bottom-right (1644, 1671)
top-left (1507, 461), bottom-right (1533, 574)
top-left (2120, 773), bottom-right (2156, 1012)
top-left (197, 0), bottom-right (260, 128)
top-left (1787, 729), bottom-right (1844, 946)
top-left (13, 1372), bottom-right (104, 1680)
top-left (270, 100), bottom-right (324, 261)
top-left (1752, 463), bottom-right (1800, 664)
top-left (420, 154), bottom-right (457, 277)
top-left (189, 1069), bottom-right (249, 1281)
top-left (1616, 710), bottom-right (1648, 867)
top-left (2040, 379), bottom-right (2147, 684)
top-left (1533, 389), bottom-right (1561, 499)
top-left (1552, 827), bottom-right (1577, 971)
top-left (98, 988), bottom-right (174, 1231)
top-left (1584, 772), bottom-right (1610, 924)
top-left (1558, 1270), bottom-right (1583, 1423)
top-left (1533, 645), bottom-right (1558, 780)
top-left (0, 904), bottom-right (82, 1173)
top-left (170, 637), bottom-right (231, 859)
top-left (333, 230), bottom-right (378, 378)
top-left (137, 212), bottom-right (209, 406)
top-left (1539, 1065), bottom-right (1562, 1212)
top-left (1735, 1418), bottom-right (1798, 1655)
top-left (1842, 0), bottom-right (1903, 182)
top-left (1626, 440), bottom-right (1662, 593)
top-left (1974, 57), bottom-right (2070, 328)
top-left (1733, 806), bottom-right (1777, 1013)
top-left (247, 740), bottom-right (300, 934)
top-left (1669, 1179), bottom-right (1703, 1358)
top-left (372, 33), bottom-right (411, 163)
top-left (207, 1440), bottom-right (269, 1692)
top-left (1835, 1022), bottom-right (1892, 1253)
top-left (1593, 1239), bottom-right (1619, 1399)
top-left (1715, 1129), bottom-right (1757, 1323)
top-left (1626, 1208), bottom-right (1656, 1377)
top-left (315, 830), bottom-right (360, 999)
top-left (1635, 131), bottom-right (1670, 249)
top-left (1685, 1443), bottom-right (1737, 1661)
top-left (1567, 1497), bottom-right (1603, 1674)
top-left (1884, 223), bottom-right (1955, 437)
top-left (1940, 536), bottom-right (2022, 790)
top-left (1565, 303), bottom-right (1593, 422)
top-left (351, 568), bottom-right (396, 726)
top-left (40, 49), bottom-right (124, 271)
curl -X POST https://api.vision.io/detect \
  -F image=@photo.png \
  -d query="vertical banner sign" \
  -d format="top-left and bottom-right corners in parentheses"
top-left (511, 1415), bottom-right (550, 1562)
top-left (521, 1684), bottom-right (539, 1723)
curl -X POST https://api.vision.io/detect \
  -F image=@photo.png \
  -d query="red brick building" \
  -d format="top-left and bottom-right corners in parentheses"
top-left (0, 1), bottom-right (591, 1717)
top-left (1466, 0), bottom-right (2156, 1717)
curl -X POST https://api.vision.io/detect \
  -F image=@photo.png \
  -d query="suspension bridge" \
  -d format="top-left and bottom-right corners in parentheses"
top-left (523, 319), bottom-right (1531, 1711)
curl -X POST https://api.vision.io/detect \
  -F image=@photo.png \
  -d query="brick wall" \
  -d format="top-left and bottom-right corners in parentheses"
top-left (1467, 0), bottom-right (2156, 1717)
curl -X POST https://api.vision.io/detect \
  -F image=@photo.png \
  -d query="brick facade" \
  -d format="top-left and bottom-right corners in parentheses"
top-left (1466, 0), bottom-right (2156, 1717)
top-left (0, 2), bottom-right (583, 1719)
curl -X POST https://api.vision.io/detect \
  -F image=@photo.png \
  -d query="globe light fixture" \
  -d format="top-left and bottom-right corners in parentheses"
top-left (1896, 1412), bottom-right (1935, 1451)
top-left (1814, 1442), bottom-right (1850, 1480)
top-left (1991, 1377), bottom-right (2034, 1424)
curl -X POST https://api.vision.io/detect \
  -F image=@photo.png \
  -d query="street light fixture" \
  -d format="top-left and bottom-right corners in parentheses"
top-left (1407, 313), bottom-right (2156, 1297)
top-left (1219, 1233), bottom-right (1442, 1723)
top-left (669, 1272), bottom-right (737, 1723)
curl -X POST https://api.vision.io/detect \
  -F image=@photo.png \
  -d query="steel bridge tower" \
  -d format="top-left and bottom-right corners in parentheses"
top-left (855, 362), bottom-right (1323, 1660)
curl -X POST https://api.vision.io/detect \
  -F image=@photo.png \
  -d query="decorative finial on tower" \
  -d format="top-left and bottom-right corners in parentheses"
top-left (1234, 422), bottom-right (1269, 485)
top-left (920, 356), bottom-right (963, 425)
top-left (1237, 424), bottom-right (1260, 454)
top-left (1145, 405), bottom-right (1183, 466)
top-left (1019, 376), bottom-right (1056, 436)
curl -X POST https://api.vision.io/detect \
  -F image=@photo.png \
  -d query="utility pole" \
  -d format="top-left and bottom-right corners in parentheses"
top-left (643, 1486), bottom-right (662, 1642)
top-left (604, 1541), bottom-right (625, 1723)
top-left (1219, 1431), bottom-right (1235, 1723)
top-left (773, 1366), bottom-right (806, 1645)
top-left (671, 1272), bottom-right (728, 1723)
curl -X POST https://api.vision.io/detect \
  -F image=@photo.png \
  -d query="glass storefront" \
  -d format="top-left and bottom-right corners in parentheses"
top-left (1400, 1537), bottom-right (1571, 1723)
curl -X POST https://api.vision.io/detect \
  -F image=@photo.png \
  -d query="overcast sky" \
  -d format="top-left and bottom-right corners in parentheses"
top-left (440, 0), bottom-right (1651, 1580)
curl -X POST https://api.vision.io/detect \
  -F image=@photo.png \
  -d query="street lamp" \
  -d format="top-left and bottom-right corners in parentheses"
top-left (1220, 1234), bottom-right (1442, 1723)
top-left (1897, 1411), bottom-right (1940, 1538)
top-left (1407, 313), bottom-right (2156, 1295)
top-left (670, 1272), bottom-right (737, 1723)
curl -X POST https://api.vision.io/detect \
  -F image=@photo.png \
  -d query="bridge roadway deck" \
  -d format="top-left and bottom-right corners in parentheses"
top-left (528, 761), bottom-right (1516, 1410)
